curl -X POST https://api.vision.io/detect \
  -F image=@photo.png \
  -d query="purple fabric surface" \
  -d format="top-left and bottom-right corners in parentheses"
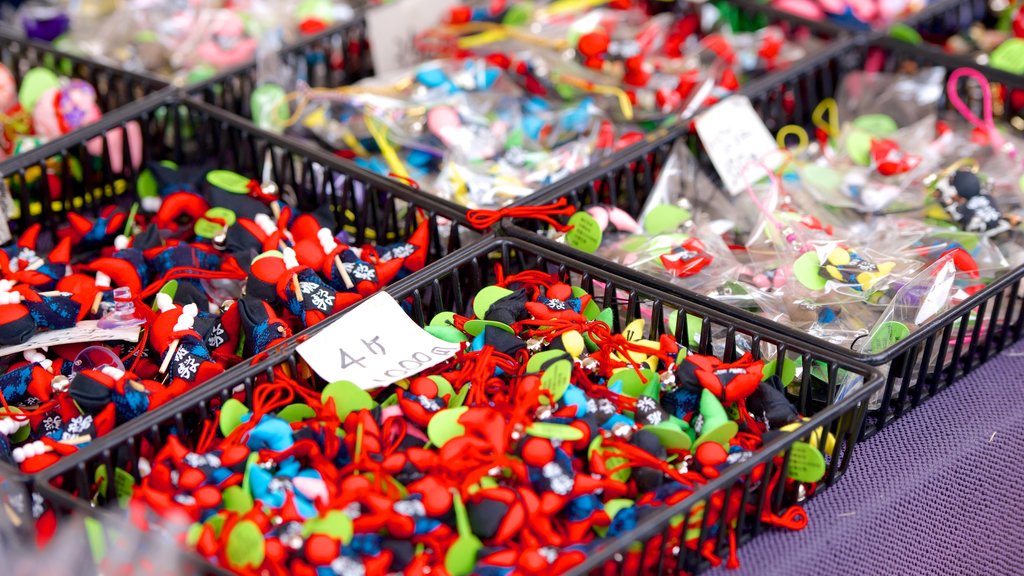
top-left (709, 340), bottom-right (1024, 576)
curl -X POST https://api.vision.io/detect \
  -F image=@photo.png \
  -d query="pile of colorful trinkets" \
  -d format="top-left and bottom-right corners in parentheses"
top-left (0, 64), bottom-right (104, 161)
top-left (252, 0), bottom-right (821, 208)
top-left (33, 0), bottom-right (357, 84)
top-left (88, 271), bottom-right (830, 574)
top-left (550, 64), bottom-right (1024, 357)
top-left (0, 162), bottom-right (433, 472)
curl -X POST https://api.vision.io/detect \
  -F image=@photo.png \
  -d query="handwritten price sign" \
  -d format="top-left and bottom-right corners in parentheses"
top-left (297, 292), bottom-right (460, 389)
top-left (365, 0), bottom-right (459, 74)
top-left (694, 96), bottom-right (782, 196)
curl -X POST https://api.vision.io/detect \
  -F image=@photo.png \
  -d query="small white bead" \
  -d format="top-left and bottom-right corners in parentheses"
top-left (155, 293), bottom-right (174, 312)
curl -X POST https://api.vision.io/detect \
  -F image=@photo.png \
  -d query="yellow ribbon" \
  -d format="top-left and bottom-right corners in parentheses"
top-left (811, 98), bottom-right (840, 140)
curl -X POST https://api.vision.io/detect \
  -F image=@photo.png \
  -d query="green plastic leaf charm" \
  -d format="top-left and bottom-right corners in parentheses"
top-left (762, 356), bottom-right (799, 385)
top-left (302, 510), bottom-right (354, 544)
top-left (793, 251), bottom-right (828, 291)
top-left (609, 368), bottom-right (660, 398)
top-left (787, 441), bottom-right (826, 483)
top-left (219, 398), bottom-right (251, 437)
top-left (539, 360), bottom-right (572, 404)
top-left (428, 406), bottom-right (469, 448)
top-left (571, 286), bottom-right (600, 320)
top-left (222, 485), bottom-right (254, 514)
top-left (869, 321), bottom-right (910, 353)
top-left (643, 204), bottom-right (691, 235)
top-left (589, 436), bottom-right (631, 483)
top-left (207, 170), bottom-right (253, 194)
top-left (526, 349), bottom-right (573, 373)
top-left (565, 212), bottom-right (603, 253)
top-left (322, 380), bottom-right (375, 420)
top-left (526, 421), bottom-right (584, 441)
top-left (473, 286), bottom-right (514, 319)
top-left (277, 403), bottom-right (316, 423)
top-left (991, 39), bottom-right (1024, 75)
top-left (446, 490), bottom-right (482, 576)
top-left (226, 520), bottom-right (265, 570)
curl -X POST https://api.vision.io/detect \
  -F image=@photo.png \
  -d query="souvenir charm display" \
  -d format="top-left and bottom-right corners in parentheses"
top-left (79, 272), bottom-right (828, 574)
top-left (0, 163), bottom-right (434, 473)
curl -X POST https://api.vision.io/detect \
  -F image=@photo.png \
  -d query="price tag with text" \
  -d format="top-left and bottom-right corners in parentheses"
top-left (297, 292), bottom-right (460, 389)
top-left (0, 320), bottom-right (141, 358)
top-left (694, 96), bottom-right (782, 196)
top-left (365, 0), bottom-right (459, 75)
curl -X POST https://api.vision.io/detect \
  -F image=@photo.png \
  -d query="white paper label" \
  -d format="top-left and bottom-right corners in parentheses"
top-left (365, 0), bottom-right (459, 75)
top-left (297, 292), bottom-right (460, 389)
top-left (0, 321), bottom-right (141, 358)
top-left (694, 96), bottom-right (783, 196)
top-left (0, 174), bottom-right (13, 245)
top-left (915, 259), bottom-right (957, 325)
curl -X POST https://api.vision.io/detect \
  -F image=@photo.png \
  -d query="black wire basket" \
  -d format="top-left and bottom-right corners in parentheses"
top-left (0, 31), bottom-right (171, 177)
top-left (35, 236), bottom-right (881, 576)
top-left (207, 0), bottom-right (844, 220)
top-left (0, 93), bottom-right (478, 521)
top-left (504, 36), bottom-right (1024, 439)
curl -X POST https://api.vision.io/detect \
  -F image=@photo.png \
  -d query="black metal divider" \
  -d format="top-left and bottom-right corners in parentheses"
top-left (503, 35), bottom-right (1024, 438)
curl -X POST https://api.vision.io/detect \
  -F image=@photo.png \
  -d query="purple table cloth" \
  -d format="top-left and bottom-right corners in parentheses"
top-left (709, 340), bottom-right (1024, 576)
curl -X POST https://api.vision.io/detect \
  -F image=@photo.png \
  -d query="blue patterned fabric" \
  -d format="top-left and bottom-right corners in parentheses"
top-left (112, 384), bottom-right (150, 423)
top-left (23, 294), bottom-right (79, 331)
top-left (0, 365), bottom-right (32, 405)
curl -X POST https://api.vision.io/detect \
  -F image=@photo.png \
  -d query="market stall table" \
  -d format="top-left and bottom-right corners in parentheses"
top-left (708, 339), bottom-right (1024, 576)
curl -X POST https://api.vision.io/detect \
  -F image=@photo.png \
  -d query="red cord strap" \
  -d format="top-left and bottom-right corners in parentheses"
top-left (466, 198), bottom-right (578, 232)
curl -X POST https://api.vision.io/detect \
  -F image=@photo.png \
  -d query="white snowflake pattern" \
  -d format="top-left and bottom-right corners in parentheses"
top-left (546, 298), bottom-right (568, 310)
top-left (542, 462), bottom-right (575, 496)
top-left (2, 493), bottom-right (45, 518)
top-left (382, 243), bottom-right (415, 261)
top-left (331, 556), bottom-right (366, 576)
top-left (417, 396), bottom-right (441, 412)
top-left (304, 284), bottom-right (335, 312)
top-left (65, 414), bottom-right (93, 435)
top-left (344, 262), bottom-right (376, 281)
top-left (645, 411), bottom-right (663, 425)
top-left (184, 452), bottom-right (221, 469)
top-left (393, 499), bottom-right (425, 517)
top-left (206, 324), bottom-right (226, 349)
top-left (176, 354), bottom-right (200, 381)
top-left (42, 415), bottom-right (62, 433)
top-left (636, 397), bottom-right (657, 412)
top-left (967, 196), bottom-right (1001, 229)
